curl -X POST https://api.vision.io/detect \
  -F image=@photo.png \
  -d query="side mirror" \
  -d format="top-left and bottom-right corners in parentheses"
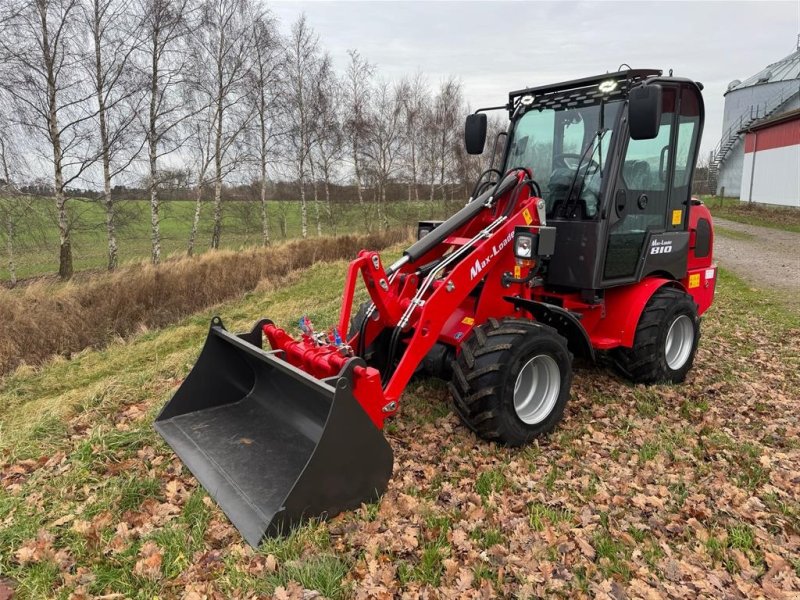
top-left (628, 84), bottom-right (662, 140)
top-left (465, 113), bottom-right (487, 155)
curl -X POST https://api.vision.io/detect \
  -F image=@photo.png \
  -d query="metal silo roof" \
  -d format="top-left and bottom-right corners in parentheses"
top-left (726, 48), bottom-right (800, 94)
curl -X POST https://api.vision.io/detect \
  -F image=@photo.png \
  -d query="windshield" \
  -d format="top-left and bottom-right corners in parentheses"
top-left (505, 100), bottom-right (622, 219)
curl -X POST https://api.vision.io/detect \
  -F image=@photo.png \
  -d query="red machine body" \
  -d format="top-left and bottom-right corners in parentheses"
top-left (263, 169), bottom-right (716, 429)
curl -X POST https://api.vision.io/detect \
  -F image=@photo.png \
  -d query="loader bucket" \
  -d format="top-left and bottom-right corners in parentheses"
top-left (154, 317), bottom-right (393, 546)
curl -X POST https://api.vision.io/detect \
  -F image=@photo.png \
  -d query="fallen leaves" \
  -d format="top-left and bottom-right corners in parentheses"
top-left (14, 530), bottom-right (73, 571)
top-left (133, 541), bottom-right (163, 580)
top-left (2, 279), bottom-right (800, 599)
top-left (0, 579), bottom-right (14, 600)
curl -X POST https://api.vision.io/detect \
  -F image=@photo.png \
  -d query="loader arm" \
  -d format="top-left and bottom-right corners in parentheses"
top-left (382, 194), bottom-right (540, 408)
top-left (259, 170), bottom-right (541, 429)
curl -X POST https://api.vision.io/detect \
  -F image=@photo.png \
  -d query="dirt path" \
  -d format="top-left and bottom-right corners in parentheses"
top-left (713, 217), bottom-right (800, 307)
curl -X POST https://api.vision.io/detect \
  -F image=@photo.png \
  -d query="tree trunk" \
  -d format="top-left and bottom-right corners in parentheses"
top-left (211, 35), bottom-right (225, 250)
top-left (324, 172), bottom-right (334, 235)
top-left (259, 111), bottom-right (270, 246)
top-left (56, 189), bottom-right (72, 280)
top-left (353, 141), bottom-right (363, 205)
top-left (439, 157), bottom-right (446, 203)
top-left (104, 186), bottom-right (117, 270)
top-left (149, 145), bottom-right (160, 264)
top-left (5, 215), bottom-right (15, 287)
top-left (52, 127), bottom-right (72, 279)
top-left (410, 139), bottom-right (419, 202)
top-left (353, 140), bottom-right (369, 231)
top-left (0, 143), bottom-right (16, 287)
top-left (93, 1), bottom-right (116, 271)
top-left (299, 174), bottom-right (308, 238)
top-left (260, 173), bottom-right (269, 246)
top-left (148, 32), bottom-right (161, 265)
top-left (211, 175), bottom-right (222, 249)
top-left (310, 161), bottom-right (321, 236)
top-left (188, 183), bottom-right (202, 256)
top-left (43, 19), bottom-right (72, 279)
top-left (381, 184), bottom-right (389, 230)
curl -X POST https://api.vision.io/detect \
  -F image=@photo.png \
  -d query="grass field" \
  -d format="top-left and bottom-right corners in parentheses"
top-left (1, 256), bottom-right (798, 598)
top-left (0, 197), bottom-right (455, 282)
top-left (703, 196), bottom-right (800, 233)
top-left (7, 194), bottom-right (796, 283)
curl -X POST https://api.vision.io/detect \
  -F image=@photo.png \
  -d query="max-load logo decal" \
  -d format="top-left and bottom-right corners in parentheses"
top-left (650, 238), bottom-right (673, 255)
top-left (469, 231), bottom-right (514, 280)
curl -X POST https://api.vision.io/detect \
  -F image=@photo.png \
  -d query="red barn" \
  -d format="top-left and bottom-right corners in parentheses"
top-left (740, 108), bottom-right (800, 207)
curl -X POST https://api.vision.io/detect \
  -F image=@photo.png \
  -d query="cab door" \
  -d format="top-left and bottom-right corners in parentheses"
top-left (602, 86), bottom-right (678, 283)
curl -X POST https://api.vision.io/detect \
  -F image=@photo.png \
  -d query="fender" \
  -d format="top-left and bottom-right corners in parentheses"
top-left (596, 278), bottom-right (685, 349)
top-left (504, 296), bottom-right (594, 361)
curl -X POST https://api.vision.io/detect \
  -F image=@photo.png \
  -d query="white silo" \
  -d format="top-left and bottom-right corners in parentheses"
top-left (712, 47), bottom-right (800, 196)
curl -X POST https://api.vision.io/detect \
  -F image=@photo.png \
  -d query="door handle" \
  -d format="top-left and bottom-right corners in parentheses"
top-left (615, 189), bottom-right (627, 216)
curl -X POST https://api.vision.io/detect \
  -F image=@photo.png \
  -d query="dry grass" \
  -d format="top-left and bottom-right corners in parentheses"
top-left (0, 230), bottom-right (408, 376)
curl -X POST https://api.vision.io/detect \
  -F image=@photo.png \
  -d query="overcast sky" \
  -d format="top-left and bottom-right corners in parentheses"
top-left (270, 0), bottom-right (800, 156)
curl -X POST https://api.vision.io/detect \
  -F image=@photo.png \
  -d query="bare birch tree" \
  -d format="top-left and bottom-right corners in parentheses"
top-left (434, 77), bottom-right (463, 202)
top-left (138, 0), bottom-right (194, 263)
top-left (84, 0), bottom-right (145, 270)
top-left (399, 71), bottom-right (429, 203)
top-left (0, 126), bottom-right (26, 286)
top-left (313, 73), bottom-right (343, 235)
top-left (342, 49), bottom-right (373, 218)
top-left (247, 10), bottom-right (282, 246)
top-left (195, 0), bottom-right (254, 250)
top-left (185, 105), bottom-right (214, 255)
top-left (363, 79), bottom-right (403, 230)
top-left (283, 14), bottom-right (326, 239)
top-left (0, 0), bottom-right (102, 279)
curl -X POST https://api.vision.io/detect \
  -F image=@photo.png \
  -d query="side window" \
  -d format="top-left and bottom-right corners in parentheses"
top-left (621, 124), bottom-right (671, 192)
top-left (509, 110), bottom-right (555, 188)
top-left (616, 87), bottom-right (677, 231)
top-left (603, 88), bottom-right (677, 280)
top-left (673, 121), bottom-right (697, 187)
top-left (669, 87), bottom-right (701, 230)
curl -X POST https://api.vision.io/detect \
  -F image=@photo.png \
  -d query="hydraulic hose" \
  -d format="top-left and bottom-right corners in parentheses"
top-left (402, 172), bottom-right (518, 263)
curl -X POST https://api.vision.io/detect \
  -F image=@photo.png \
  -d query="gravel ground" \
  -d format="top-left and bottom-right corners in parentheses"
top-left (712, 217), bottom-right (799, 309)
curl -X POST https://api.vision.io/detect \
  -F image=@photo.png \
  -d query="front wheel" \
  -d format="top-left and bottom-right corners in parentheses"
top-left (613, 286), bottom-right (700, 384)
top-left (449, 318), bottom-right (573, 447)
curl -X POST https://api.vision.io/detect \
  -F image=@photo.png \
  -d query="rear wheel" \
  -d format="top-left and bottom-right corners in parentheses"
top-left (613, 286), bottom-right (700, 384)
top-left (449, 318), bottom-right (573, 446)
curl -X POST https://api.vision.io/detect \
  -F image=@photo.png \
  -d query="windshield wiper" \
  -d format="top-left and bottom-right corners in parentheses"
top-left (561, 128), bottom-right (608, 219)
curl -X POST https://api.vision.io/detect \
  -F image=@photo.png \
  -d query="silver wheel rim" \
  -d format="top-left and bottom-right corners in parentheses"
top-left (665, 314), bottom-right (694, 370)
top-left (513, 354), bottom-right (561, 425)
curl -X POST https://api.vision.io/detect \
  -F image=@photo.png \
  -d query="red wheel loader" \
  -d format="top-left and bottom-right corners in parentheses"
top-left (156, 69), bottom-right (716, 546)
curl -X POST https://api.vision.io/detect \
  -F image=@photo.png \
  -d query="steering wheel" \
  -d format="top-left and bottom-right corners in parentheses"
top-left (553, 153), bottom-right (600, 174)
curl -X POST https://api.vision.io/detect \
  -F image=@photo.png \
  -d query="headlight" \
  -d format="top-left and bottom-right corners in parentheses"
top-left (515, 234), bottom-right (533, 259)
top-left (599, 79), bottom-right (618, 93)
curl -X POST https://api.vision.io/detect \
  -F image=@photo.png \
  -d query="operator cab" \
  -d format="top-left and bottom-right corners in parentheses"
top-left (467, 69), bottom-right (705, 295)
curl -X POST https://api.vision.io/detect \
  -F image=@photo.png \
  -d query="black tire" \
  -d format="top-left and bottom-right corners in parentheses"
top-left (613, 286), bottom-right (700, 384)
top-left (348, 301), bottom-right (374, 340)
top-left (349, 301), bottom-right (390, 369)
top-left (449, 318), bottom-right (573, 447)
